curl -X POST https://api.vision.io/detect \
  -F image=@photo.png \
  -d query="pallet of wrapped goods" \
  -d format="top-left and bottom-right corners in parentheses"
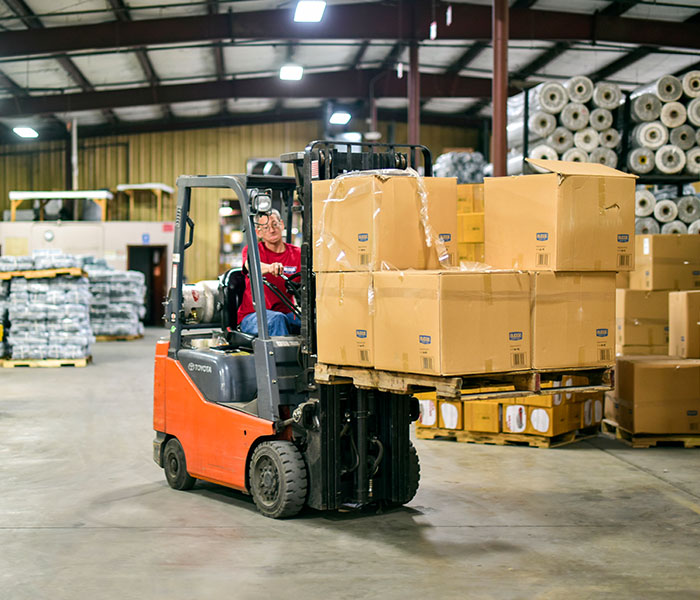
top-left (86, 267), bottom-right (146, 339)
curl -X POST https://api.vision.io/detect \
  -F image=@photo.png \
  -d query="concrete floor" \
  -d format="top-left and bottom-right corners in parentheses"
top-left (1, 328), bottom-right (699, 600)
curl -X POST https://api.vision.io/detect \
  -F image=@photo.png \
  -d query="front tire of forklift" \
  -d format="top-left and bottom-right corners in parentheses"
top-left (404, 440), bottom-right (421, 504)
top-left (163, 438), bottom-right (196, 491)
top-left (249, 441), bottom-right (307, 519)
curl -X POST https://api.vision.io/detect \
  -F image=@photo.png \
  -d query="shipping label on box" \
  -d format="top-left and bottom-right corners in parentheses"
top-left (669, 290), bottom-right (700, 358)
top-left (316, 272), bottom-right (374, 367)
top-left (374, 270), bottom-right (530, 376)
top-left (312, 175), bottom-right (457, 272)
top-left (531, 272), bottom-right (616, 369)
top-left (630, 235), bottom-right (700, 291)
top-left (485, 159), bottom-right (636, 271)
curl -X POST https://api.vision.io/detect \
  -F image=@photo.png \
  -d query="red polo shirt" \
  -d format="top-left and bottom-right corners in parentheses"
top-left (237, 241), bottom-right (301, 322)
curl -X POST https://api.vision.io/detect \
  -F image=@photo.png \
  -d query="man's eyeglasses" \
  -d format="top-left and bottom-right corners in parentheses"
top-left (256, 219), bottom-right (282, 231)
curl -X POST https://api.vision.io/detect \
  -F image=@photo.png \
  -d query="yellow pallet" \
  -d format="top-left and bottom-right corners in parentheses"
top-left (602, 420), bottom-right (700, 449)
top-left (0, 356), bottom-right (91, 368)
top-left (0, 267), bottom-right (85, 280)
top-left (96, 334), bottom-right (143, 342)
top-left (416, 425), bottom-right (599, 448)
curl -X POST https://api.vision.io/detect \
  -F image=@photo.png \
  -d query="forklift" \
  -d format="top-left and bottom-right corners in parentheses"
top-left (153, 141), bottom-right (432, 518)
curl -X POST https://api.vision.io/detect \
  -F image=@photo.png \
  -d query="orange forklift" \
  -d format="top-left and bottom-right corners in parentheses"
top-left (153, 141), bottom-right (431, 518)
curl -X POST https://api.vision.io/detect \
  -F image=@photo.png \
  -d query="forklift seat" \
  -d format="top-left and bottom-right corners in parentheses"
top-left (220, 268), bottom-right (255, 350)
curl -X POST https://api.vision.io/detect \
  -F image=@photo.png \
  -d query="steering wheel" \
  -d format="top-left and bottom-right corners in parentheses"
top-left (282, 272), bottom-right (302, 303)
top-left (262, 274), bottom-right (302, 320)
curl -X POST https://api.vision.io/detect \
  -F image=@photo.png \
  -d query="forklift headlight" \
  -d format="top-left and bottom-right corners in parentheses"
top-left (251, 192), bottom-right (272, 214)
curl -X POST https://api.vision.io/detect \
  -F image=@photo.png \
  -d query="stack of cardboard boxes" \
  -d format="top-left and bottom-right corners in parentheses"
top-left (315, 159), bottom-right (636, 441)
top-left (607, 234), bottom-right (700, 437)
top-left (456, 184), bottom-right (485, 263)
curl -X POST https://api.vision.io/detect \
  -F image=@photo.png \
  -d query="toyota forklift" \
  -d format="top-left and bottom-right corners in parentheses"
top-left (153, 141), bottom-right (432, 518)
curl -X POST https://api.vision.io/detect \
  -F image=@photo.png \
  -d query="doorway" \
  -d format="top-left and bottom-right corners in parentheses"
top-left (127, 245), bottom-right (167, 326)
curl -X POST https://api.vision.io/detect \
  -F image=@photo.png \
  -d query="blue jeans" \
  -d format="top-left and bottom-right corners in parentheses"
top-left (240, 310), bottom-right (300, 336)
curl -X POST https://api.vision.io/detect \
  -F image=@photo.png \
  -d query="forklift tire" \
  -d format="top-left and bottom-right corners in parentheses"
top-left (163, 438), bottom-right (196, 491)
top-left (249, 441), bottom-right (307, 519)
top-left (405, 441), bottom-right (421, 504)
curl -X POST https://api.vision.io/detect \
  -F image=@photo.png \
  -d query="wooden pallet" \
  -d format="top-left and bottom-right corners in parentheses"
top-left (315, 363), bottom-right (612, 399)
top-left (415, 425), bottom-right (600, 448)
top-left (0, 356), bottom-right (91, 368)
top-left (0, 267), bottom-right (85, 280)
top-left (96, 334), bottom-right (143, 342)
top-left (602, 419), bottom-right (700, 449)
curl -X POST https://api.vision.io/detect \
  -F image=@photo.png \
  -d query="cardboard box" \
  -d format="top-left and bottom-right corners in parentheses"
top-left (374, 270), bottom-right (530, 375)
top-left (616, 271), bottom-right (630, 289)
top-left (463, 401), bottom-right (501, 433)
top-left (580, 392), bottom-right (604, 428)
top-left (457, 183), bottom-right (483, 212)
top-left (458, 242), bottom-right (485, 263)
top-left (615, 356), bottom-right (700, 434)
top-left (536, 376), bottom-right (590, 407)
top-left (615, 289), bottom-right (669, 348)
top-left (617, 345), bottom-right (668, 356)
top-left (531, 272), bottom-right (616, 369)
top-left (502, 402), bottom-right (581, 436)
top-left (416, 395), bottom-right (438, 428)
top-left (485, 159), bottom-right (635, 271)
top-left (438, 400), bottom-right (463, 430)
top-left (313, 175), bottom-right (457, 272)
top-left (629, 235), bottom-right (700, 291)
top-left (669, 291), bottom-right (700, 358)
top-left (457, 213), bottom-right (484, 243)
top-left (316, 272), bottom-right (373, 367)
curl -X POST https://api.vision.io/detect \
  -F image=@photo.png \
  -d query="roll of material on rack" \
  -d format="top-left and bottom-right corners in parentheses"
top-left (529, 144), bottom-right (559, 162)
top-left (689, 219), bottom-right (700, 234)
top-left (633, 75), bottom-right (683, 103)
top-left (655, 144), bottom-right (686, 174)
top-left (589, 108), bottom-right (613, 131)
top-left (635, 188), bottom-right (656, 217)
top-left (682, 71), bottom-right (700, 98)
top-left (635, 217), bottom-right (660, 234)
top-left (599, 128), bottom-right (621, 149)
top-left (560, 102), bottom-right (589, 131)
top-left (562, 148), bottom-right (588, 163)
top-left (589, 147), bottom-right (618, 168)
top-left (592, 82), bottom-right (622, 110)
top-left (660, 102), bottom-right (687, 128)
top-left (676, 195), bottom-right (700, 223)
top-left (686, 147), bottom-right (700, 175)
top-left (506, 111), bottom-right (556, 148)
top-left (661, 220), bottom-right (688, 234)
top-left (547, 127), bottom-right (574, 154)
top-left (631, 93), bottom-right (662, 123)
top-left (565, 75), bottom-right (594, 103)
top-left (507, 82), bottom-right (568, 118)
top-left (574, 127), bottom-right (600, 153)
top-left (632, 121), bottom-right (668, 150)
top-left (669, 124), bottom-right (696, 150)
top-left (686, 98), bottom-right (700, 127)
top-left (654, 198), bottom-right (679, 222)
top-left (628, 147), bottom-right (655, 174)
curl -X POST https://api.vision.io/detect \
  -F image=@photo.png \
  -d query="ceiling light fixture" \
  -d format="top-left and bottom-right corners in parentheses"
top-left (279, 64), bottom-right (304, 81)
top-left (294, 1), bottom-right (326, 23)
top-left (329, 111), bottom-right (351, 125)
top-left (13, 126), bottom-right (38, 138)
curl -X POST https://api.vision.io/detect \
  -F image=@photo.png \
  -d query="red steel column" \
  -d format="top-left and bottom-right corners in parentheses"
top-left (408, 40), bottom-right (420, 147)
top-left (492, 0), bottom-right (509, 176)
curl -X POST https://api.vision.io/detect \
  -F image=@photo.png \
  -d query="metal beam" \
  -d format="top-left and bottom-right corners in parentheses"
top-left (0, 70), bottom-right (497, 118)
top-left (2, 4), bottom-right (700, 57)
top-left (351, 40), bottom-right (370, 69)
top-left (445, 41), bottom-right (489, 75)
top-left (206, 0), bottom-right (227, 115)
top-left (381, 41), bottom-right (407, 72)
top-left (492, 0), bottom-right (508, 176)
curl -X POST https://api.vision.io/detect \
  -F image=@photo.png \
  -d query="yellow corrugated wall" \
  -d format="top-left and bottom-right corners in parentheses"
top-left (0, 119), bottom-right (477, 280)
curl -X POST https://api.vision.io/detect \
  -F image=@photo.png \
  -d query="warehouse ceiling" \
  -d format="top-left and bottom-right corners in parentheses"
top-left (1, 0), bottom-right (700, 142)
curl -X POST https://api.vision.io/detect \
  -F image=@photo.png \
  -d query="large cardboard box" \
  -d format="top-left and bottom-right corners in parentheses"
top-left (617, 345), bottom-right (668, 356)
top-left (485, 159), bottom-right (635, 271)
top-left (313, 175), bottom-right (457, 272)
top-left (502, 401), bottom-right (581, 436)
top-left (629, 235), bottom-right (700, 291)
top-left (616, 271), bottom-right (630, 289)
top-left (458, 242), bottom-right (485, 263)
top-left (531, 272), bottom-right (616, 369)
top-left (615, 356), bottom-right (700, 434)
top-left (457, 213), bottom-right (484, 243)
top-left (463, 401), bottom-right (501, 433)
top-left (669, 291), bottom-right (700, 358)
top-left (374, 270), bottom-right (530, 375)
top-left (316, 272), bottom-right (373, 367)
top-left (615, 289), bottom-right (669, 351)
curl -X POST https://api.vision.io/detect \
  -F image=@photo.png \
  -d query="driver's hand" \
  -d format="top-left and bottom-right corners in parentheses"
top-left (265, 262), bottom-right (283, 276)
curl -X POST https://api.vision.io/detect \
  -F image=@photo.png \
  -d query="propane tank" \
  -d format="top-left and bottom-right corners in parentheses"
top-left (181, 280), bottom-right (223, 323)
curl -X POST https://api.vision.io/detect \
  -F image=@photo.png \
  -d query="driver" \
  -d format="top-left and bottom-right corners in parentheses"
top-left (238, 208), bottom-right (301, 336)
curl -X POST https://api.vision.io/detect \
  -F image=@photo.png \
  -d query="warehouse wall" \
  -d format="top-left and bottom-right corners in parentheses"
top-left (0, 119), bottom-right (478, 281)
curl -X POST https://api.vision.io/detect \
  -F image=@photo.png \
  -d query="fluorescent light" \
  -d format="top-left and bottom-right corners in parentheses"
top-left (294, 1), bottom-right (326, 22)
top-left (280, 64), bottom-right (304, 81)
top-left (329, 111), bottom-right (351, 125)
top-left (13, 126), bottom-right (38, 138)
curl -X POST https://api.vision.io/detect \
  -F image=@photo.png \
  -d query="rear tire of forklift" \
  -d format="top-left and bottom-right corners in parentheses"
top-left (163, 438), bottom-right (196, 491)
top-left (388, 441), bottom-right (420, 509)
top-left (249, 441), bottom-right (308, 519)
